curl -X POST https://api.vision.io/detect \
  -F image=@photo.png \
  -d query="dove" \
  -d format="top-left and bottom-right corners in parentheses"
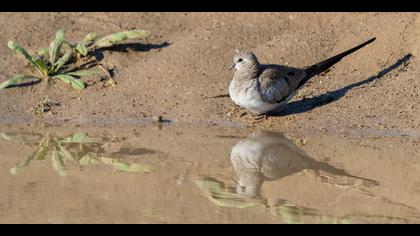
top-left (230, 131), bottom-right (379, 198)
top-left (228, 38), bottom-right (376, 115)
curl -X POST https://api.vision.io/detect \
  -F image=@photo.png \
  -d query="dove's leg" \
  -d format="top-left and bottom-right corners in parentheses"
top-left (253, 113), bottom-right (268, 120)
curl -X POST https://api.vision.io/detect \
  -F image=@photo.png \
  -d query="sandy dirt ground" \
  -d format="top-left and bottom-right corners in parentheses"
top-left (0, 12), bottom-right (419, 134)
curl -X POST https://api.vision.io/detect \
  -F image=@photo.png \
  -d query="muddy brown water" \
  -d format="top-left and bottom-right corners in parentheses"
top-left (0, 123), bottom-right (420, 223)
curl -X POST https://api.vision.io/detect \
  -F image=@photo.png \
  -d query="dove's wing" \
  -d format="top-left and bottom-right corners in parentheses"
top-left (261, 142), bottom-right (310, 179)
top-left (258, 37), bottom-right (376, 105)
top-left (257, 64), bottom-right (307, 104)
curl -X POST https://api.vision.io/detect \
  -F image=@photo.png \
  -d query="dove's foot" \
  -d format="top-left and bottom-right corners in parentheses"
top-left (253, 113), bottom-right (268, 120)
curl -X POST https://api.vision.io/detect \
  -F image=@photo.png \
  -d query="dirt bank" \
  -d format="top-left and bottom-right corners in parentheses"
top-left (0, 13), bottom-right (419, 133)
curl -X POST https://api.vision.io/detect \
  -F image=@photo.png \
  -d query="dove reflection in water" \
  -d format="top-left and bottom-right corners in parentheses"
top-left (230, 131), bottom-right (379, 198)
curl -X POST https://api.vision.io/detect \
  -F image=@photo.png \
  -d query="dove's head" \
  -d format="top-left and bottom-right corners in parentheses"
top-left (229, 51), bottom-right (260, 72)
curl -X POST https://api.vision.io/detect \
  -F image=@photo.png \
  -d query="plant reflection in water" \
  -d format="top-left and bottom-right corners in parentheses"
top-left (1, 132), bottom-right (153, 176)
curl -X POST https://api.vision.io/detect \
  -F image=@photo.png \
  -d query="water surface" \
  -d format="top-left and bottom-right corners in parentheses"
top-left (1, 125), bottom-right (419, 223)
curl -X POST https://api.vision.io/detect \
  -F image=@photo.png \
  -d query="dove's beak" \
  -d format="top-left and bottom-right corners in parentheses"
top-left (228, 63), bottom-right (235, 71)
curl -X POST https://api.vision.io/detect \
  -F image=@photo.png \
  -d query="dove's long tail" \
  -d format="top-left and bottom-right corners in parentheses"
top-left (298, 37), bottom-right (376, 89)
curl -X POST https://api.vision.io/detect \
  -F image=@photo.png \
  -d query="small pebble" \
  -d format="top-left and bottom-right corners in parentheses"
top-left (153, 115), bottom-right (163, 123)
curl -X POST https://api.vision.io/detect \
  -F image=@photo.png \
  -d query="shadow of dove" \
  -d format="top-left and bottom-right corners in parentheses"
top-left (230, 131), bottom-right (379, 198)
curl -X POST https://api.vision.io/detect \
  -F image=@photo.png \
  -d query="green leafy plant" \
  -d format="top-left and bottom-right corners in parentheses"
top-left (1, 30), bottom-right (97, 90)
top-left (3, 132), bottom-right (153, 176)
top-left (1, 29), bottom-right (150, 90)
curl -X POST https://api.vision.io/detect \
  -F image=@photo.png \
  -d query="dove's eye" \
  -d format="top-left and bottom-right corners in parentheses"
top-left (237, 58), bottom-right (243, 63)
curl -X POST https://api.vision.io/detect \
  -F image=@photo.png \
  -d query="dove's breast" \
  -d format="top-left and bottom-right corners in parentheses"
top-left (231, 140), bottom-right (265, 172)
top-left (229, 79), bottom-right (281, 114)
